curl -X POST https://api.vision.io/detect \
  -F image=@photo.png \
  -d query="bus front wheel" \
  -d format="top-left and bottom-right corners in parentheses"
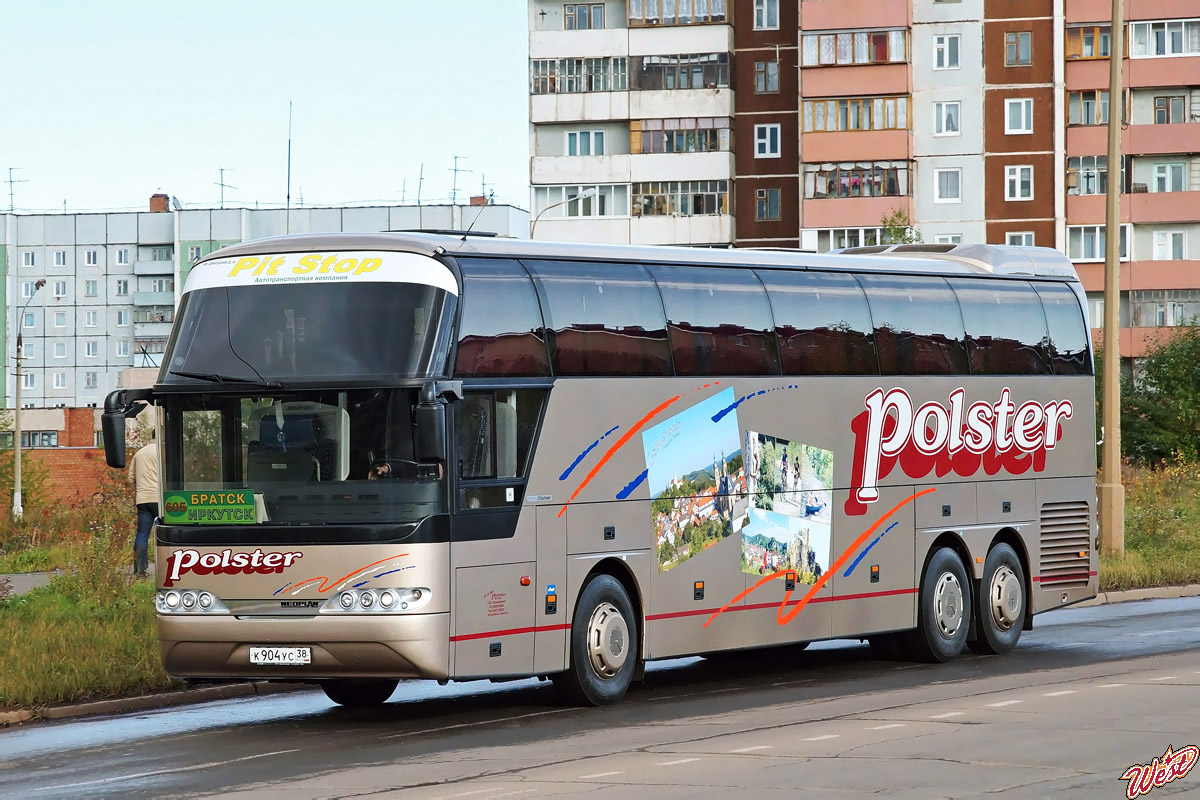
top-left (321, 678), bottom-right (398, 707)
top-left (903, 547), bottom-right (971, 663)
top-left (554, 574), bottom-right (638, 706)
top-left (968, 543), bottom-right (1026, 655)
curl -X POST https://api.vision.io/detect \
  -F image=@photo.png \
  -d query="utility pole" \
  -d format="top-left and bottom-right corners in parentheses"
top-left (449, 156), bottom-right (472, 205)
top-left (214, 168), bottom-right (237, 210)
top-left (6, 168), bottom-right (28, 212)
top-left (285, 101), bottom-right (293, 234)
top-left (13, 279), bottom-right (45, 520)
top-left (1099, 0), bottom-right (1125, 556)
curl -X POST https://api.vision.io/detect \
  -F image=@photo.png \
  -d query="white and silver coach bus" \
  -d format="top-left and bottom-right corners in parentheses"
top-left (102, 233), bottom-right (1097, 707)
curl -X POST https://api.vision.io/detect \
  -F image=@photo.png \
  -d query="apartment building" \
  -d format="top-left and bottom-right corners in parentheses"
top-left (0, 197), bottom-right (529, 408)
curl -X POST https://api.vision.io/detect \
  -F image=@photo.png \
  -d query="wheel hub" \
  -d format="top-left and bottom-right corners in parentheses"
top-left (990, 565), bottom-right (1022, 631)
top-left (586, 602), bottom-right (629, 679)
top-left (933, 572), bottom-right (964, 638)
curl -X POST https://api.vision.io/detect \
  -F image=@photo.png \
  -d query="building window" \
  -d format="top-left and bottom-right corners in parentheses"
top-left (754, 0), bottom-right (778, 30)
top-left (54, 311), bottom-right (66, 328)
top-left (1067, 156), bottom-right (1121, 195)
top-left (1005, 165), bottom-right (1033, 201)
top-left (85, 310), bottom-right (98, 328)
top-left (934, 168), bottom-right (962, 203)
top-left (85, 371), bottom-right (98, 389)
top-left (802, 96), bottom-right (909, 132)
top-left (85, 341), bottom-right (98, 358)
top-left (151, 246), bottom-right (172, 261)
top-left (22, 313), bottom-right (35, 330)
top-left (1154, 95), bottom-right (1187, 124)
top-left (816, 228), bottom-right (888, 251)
top-left (21, 373), bottom-right (34, 390)
top-left (20, 341), bottom-right (33, 358)
top-left (628, 0), bottom-right (727, 26)
top-left (934, 34), bottom-right (960, 69)
top-left (564, 3), bottom-right (604, 30)
top-left (755, 188), bottom-right (781, 221)
top-left (1007, 232), bottom-right (1035, 246)
top-left (1068, 90), bottom-right (1123, 126)
top-left (1153, 162), bottom-right (1186, 193)
top-left (116, 279), bottom-right (129, 296)
top-left (1066, 25), bottom-right (1112, 59)
top-left (1154, 231), bottom-right (1187, 260)
top-left (802, 29), bottom-right (907, 67)
top-left (53, 280), bottom-right (68, 298)
top-left (632, 181), bottom-right (730, 216)
top-left (53, 372), bottom-right (66, 390)
top-left (22, 251), bottom-right (35, 267)
top-left (117, 340), bottom-right (130, 357)
top-left (631, 117), bottom-right (731, 153)
top-left (754, 60), bottom-right (779, 94)
top-left (21, 282), bottom-right (37, 299)
top-left (1005, 98), bottom-right (1033, 134)
top-left (566, 130), bottom-right (605, 156)
top-left (20, 431), bottom-right (56, 447)
top-left (533, 184), bottom-right (629, 218)
top-left (636, 53), bottom-right (729, 90)
top-left (116, 248), bottom-right (129, 265)
top-left (53, 342), bottom-right (65, 359)
top-left (85, 249), bottom-right (98, 266)
top-left (117, 310), bottom-right (130, 326)
top-left (934, 234), bottom-right (963, 244)
top-left (754, 124), bottom-right (781, 158)
top-left (188, 245), bottom-right (202, 262)
top-left (1130, 19), bottom-right (1200, 58)
top-left (1068, 224), bottom-right (1130, 261)
top-left (934, 101), bottom-right (960, 136)
top-left (805, 161), bottom-right (911, 198)
top-left (1005, 31), bottom-right (1032, 66)
top-left (531, 57), bottom-right (628, 94)
top-left (53, 250), bottom-right (67, 267)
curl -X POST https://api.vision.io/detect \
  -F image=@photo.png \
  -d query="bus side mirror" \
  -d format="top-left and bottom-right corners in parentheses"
top-left (414, 403), bottom-right (447, 464)
top-left (102, 388), bottom-right (153, 469)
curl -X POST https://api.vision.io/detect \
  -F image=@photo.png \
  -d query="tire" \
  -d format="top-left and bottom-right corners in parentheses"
top-left (553, 574), bottom-right (639, 706)
top-left (968, 543), bottom-right (1026, 655)
top-left (321, 678), bottom-right (398, 707)
top-left (902, 547), bottom-right (971, 663)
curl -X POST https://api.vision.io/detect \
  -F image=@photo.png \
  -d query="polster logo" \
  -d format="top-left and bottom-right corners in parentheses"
top-left (163, 548), bottom-right (303, 587)
top-left (846, 387), bottom-right (1073, 516)
top-left (1119, 745), bottom-right (1198, 799)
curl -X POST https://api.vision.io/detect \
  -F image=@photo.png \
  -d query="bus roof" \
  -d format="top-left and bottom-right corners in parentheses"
top-left (196, 231), bottom-right (1080, 282)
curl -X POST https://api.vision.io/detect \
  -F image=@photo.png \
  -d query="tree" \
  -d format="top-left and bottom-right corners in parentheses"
top-left (1116, 324), bottom-right (1200, 463)
top-left (881, 208), bottom-right (921, 245)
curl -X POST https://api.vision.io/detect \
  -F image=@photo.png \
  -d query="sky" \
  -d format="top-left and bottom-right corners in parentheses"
top-left (642, 387), bottom-right (742, 497)
top-left (0, 0), bottom-right (530, 214)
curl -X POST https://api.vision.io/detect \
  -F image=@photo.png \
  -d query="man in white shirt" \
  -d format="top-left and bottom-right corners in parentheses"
top-left (128, 429), bottom-right (159, 578)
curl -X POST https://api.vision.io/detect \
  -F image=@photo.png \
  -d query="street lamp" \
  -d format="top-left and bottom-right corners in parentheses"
top-left (530, 188), bottom-right (598, 239)
top-left (13, 278), bottom-right (46, 520)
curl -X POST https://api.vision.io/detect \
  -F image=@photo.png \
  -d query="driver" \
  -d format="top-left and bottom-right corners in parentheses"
top-left (367, 459), bottom-right (444, 480)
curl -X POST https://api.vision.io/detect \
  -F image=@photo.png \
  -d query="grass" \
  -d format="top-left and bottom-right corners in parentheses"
top-left (1100, 460), bottom-right (1200, 591)
top-left (0, 543), bottom-right (72, 574)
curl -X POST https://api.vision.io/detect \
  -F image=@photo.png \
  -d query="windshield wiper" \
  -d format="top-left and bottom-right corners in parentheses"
top-left (168, 370), bottom-right (288, 390)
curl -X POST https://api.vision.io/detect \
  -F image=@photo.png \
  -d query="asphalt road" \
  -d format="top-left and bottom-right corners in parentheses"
top-left (3, 597), bottom-right (1199, 800)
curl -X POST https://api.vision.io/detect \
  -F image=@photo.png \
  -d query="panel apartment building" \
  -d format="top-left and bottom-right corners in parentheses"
top-left (528, 0), bottom-right (1200, 359)
top-left (0, 197), bottom-right (529, 409)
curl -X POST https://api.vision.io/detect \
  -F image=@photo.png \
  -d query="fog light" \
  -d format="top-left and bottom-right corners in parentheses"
top-left (198, 592), bottom-right (213, 609)
top-left (379, 591), bottom-right (395, 609)
top-left (165, 591), bottom-right (181, 609)
top-left (411, 589), bottom-right (422, 601)
top-left (339, 592), bottom-right (355, 610)
top-left (401, 602), bottom-right (408, 610)
top-left (360, 591), bottom-right (375, 609)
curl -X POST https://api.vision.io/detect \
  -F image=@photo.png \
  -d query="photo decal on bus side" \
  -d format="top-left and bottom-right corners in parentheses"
top-left (642, 387), bottom-right (748, 574)
top-left (741, 431), bottom-right (833, 585)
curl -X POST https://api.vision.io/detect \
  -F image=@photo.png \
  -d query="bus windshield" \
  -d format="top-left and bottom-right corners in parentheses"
top-left (160, 388), bottom-right (445, 526)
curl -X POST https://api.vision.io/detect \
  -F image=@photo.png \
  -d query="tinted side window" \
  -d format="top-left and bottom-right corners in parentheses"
top-left (1034, 283), bottom-right (1093, 375)
top-left (524, 260), bottom-right (672, 376)
top-left (948, 278), bottom-right (1052, 375)
top-left (858, 274), bottom-right (969, 375)
top-left (454, 259), bottom-right (550, 378)
top-left (649, 265), bottom-right (780, 376)
top-left (756, 270), bottom-right (879, 375)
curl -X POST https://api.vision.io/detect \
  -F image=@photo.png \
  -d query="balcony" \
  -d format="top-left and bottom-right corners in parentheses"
top-left (1067, 53), bottom-right (1200, 91)
top-left (133, 291), bottom-right (174, 306)
top-left (1066, 191), bottom-right (1200, 225)
top-left (1075, 260), bottom-right (1200, 293)
top-left (800, 63), bottom-right (909, 98)
top-left (133, 321), bottom-right (174, 338)
top-left (531, 91), bottom-right (630, 124)
top-left (801, 130), bottom-right (912, 163)
top-left (629, 151), bottom-right (734, 182)
top-left (801, 196), bottom-right (912, 229)
top-left (1067, 123), bottom-right (1200, 158)
top-left (628, 88), bottom-right (733, 119)
top-left (531, 155), bottom-right (632, 185)
top-left (801, 0), bottom-right (910, 30)
top-left (531, 217), bottom-right (632, 243)
top-left (133, 259), bottom-right (174, 276)
top-left (628, 24), bottom-right (732, 57)
top-left (629, 213), bottom-right (733, 245)
top-left (529, 28), bottom-right (629, 59)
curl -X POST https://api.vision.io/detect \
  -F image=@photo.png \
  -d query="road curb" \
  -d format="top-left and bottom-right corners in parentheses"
top-left (1077, 583), bottom-right (1200, 608)
top-left (0, 681), bottom-right (313, 727)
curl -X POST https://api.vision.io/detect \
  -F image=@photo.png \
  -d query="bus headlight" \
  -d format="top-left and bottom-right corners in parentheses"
top-left (156, 589), bottom-right (230, 614)
top-left (320, 587), bottom-right (431, 614)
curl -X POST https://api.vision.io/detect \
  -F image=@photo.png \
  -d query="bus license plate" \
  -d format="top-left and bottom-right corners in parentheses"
top-left (250, 646), bottom-right (311, 666)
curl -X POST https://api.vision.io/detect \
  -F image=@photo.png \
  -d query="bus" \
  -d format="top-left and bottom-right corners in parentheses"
top-left (101, 233), bottom-right (1097, 707)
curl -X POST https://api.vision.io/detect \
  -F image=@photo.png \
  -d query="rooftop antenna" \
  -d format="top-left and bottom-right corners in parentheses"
top-left (285, 101), bottom-right (293, 233)
top-left (6, 167), bottom-right (28, 212)
top-left (401, 178), bottom-right (407, 204)
top-left (214, 168), bottom-right (237, 209)
top-left (449, 155), bottom-right (472, 205)
top-left (417, 163), bottom-right (425, 229)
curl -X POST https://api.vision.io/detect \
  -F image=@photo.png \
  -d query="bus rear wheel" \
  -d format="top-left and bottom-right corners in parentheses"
top-left (321, 678), bottom-right (398, 707)
top-left (968, 543), bottom-right (1026, 655)
top-left (903, 547), bottom-right (971, 663)
top-left (553, 574), bottom-right (638, 706)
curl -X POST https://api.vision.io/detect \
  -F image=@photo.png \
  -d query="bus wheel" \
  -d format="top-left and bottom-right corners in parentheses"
top-left (320, 678), bottom-right (398, 707)
top-left (968, 543), bottom-right (1026, 655)
top-left (903, 548), bottom-right (971, 663)
top-left (554, 575), bottom-right (638, 706)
